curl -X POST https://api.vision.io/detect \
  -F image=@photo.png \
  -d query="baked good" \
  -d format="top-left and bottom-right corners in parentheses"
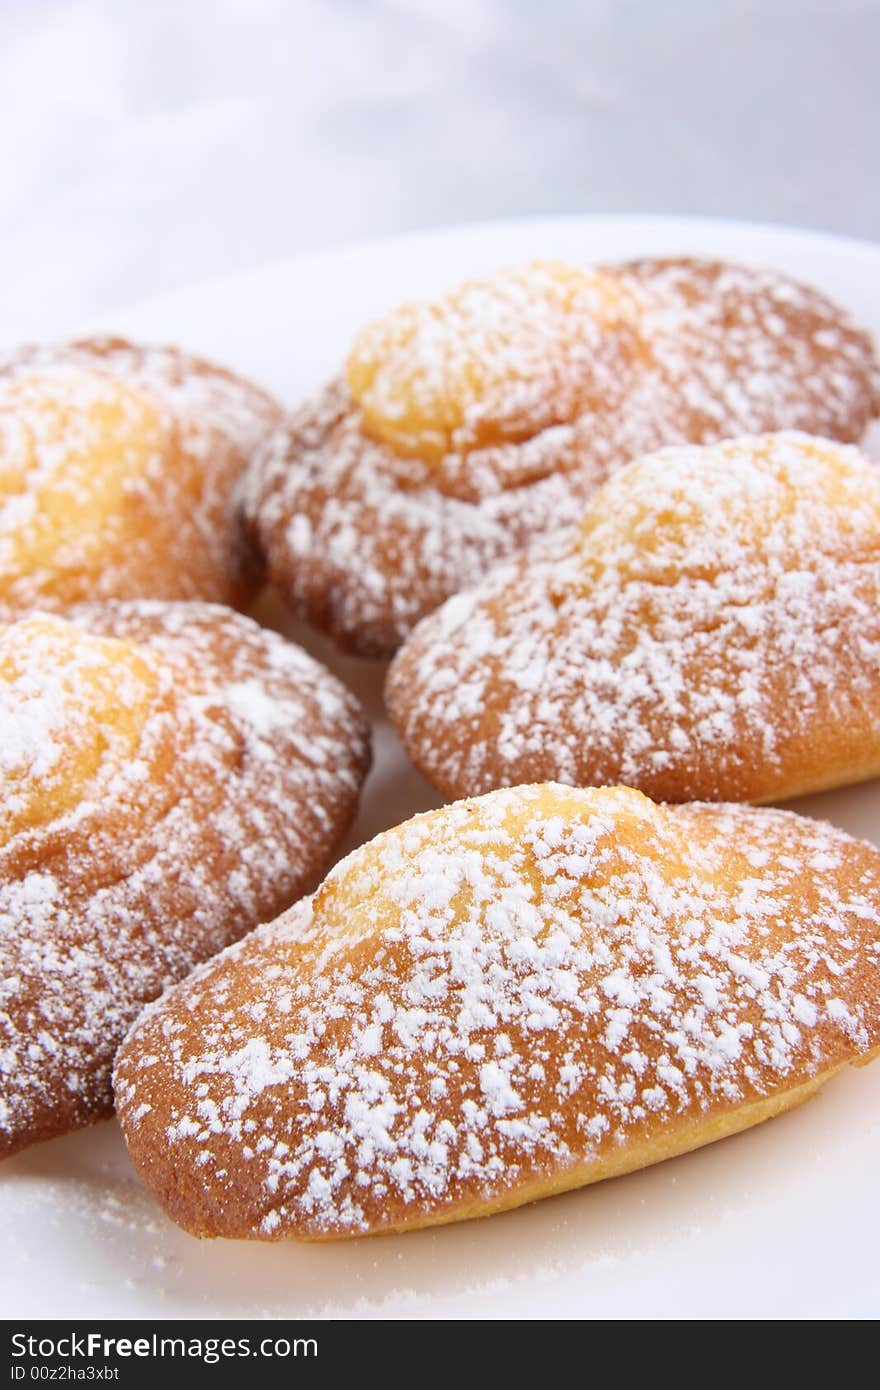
top-left (0, 337), bottom-right (283, 614)
top-left (388, 431), bottom-right (880, 804)
top-left (114, 783), bottom-right (880, 1240)
top-left (0, 601), bottom-right (370, 1157)
top-left (242, 257), bottom-right (880, 655)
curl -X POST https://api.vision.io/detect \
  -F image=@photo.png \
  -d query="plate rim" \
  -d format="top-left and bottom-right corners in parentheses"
top-left (76, 210), bottom-right (880, 342)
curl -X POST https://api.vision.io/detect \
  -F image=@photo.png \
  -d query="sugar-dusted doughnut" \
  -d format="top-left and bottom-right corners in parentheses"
top-left (114, 784), bottom-right (880, 1240)
top-left (0, 337), bottom-right (283, 614)
top-left (242, 258), bottom-right (880, 655)
top-left (388, 432), bottom-right (880, 805)
top-left (0, 602), bottom-right (370, 1156)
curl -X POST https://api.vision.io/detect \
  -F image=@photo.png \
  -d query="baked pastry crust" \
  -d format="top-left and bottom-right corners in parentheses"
top-left (242, 258), bottom-right (880, 655)
top-left (114, 785), bottom-right (880, 1240)
top-left (388, 431), bottom-right (880, 804)
top-left (0, 601), bottom-right (370, 1156)
top-left (0, 337), bottom-right (283, 614)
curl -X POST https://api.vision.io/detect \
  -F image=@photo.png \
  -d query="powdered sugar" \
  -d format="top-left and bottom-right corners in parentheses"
top-left (388, 431), bottom-right (880, 804)
top-left (0, 601), bottom-right (369, 1155)
top-left (244, 257), bottom-right (880, 654)
top-left (0, 338), bottom-right (282, 612)
top-left (115, 785), bottom-right (880, 1238)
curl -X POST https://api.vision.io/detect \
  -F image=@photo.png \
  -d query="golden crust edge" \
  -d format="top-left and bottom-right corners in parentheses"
top-left (296, 1050), bottom-right (876, 1242)
top-left (386, 670), bottom-right (880, 808)
top-left (167, 1045), bottom-right (879, 1243)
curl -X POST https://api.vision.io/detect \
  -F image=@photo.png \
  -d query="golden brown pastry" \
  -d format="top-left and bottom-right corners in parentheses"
top-left (0, 337), bottom-right (283, 614)
top-left (388, 432), bottom-right (880, 805)
top-left (114, 784), bottom-right (880, 1240)
top-left (0, 601), bottom-right (370, 1157)
top-left (242, 258), bottom-right (880, 655)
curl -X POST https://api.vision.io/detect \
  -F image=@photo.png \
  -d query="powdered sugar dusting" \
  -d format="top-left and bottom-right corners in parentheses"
top-left (388, 431), bottom-right (880, 804)
top-left (244, 257), bottom-right (880, 654)
top-left (346, 261), bottom-right (640, 460)
top-left (0, 601), bottom-right (369, 1155)
top-left (115, 785), bottom-right (880, 1238)
top-left (0, 338), bottom-right (282, 612)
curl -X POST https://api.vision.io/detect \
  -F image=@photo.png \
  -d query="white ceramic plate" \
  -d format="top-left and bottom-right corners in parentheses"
top-left (3, 216), bottom-right (880, 1320)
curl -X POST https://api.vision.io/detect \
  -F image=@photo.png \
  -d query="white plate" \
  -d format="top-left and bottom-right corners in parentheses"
top-left (4, 215), bottom-right (880, 1320)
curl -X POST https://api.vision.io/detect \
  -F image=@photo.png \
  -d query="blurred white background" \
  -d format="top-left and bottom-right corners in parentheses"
top-left (1, 0), bottom-right (878, 338)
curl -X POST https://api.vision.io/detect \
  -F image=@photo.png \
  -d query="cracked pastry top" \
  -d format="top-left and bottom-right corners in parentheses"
top-left (387, 431), bottom-right (880, 804)
top-left (242, 258), bottom-right (880, 655)
top-left (0, 337), bottom-right (284, 615)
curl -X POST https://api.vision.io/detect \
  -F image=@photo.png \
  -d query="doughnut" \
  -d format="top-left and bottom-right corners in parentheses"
top-left (242, 258), bottom-right (880, 655)
top-left (0, 337), bottom-right (283, 614)
top-left (114, 784), bottom-right (880, 1240)
top-left (0, 601), bottom-right (370, 1156)
top-left (387, 431), bottom-right (880, 805)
